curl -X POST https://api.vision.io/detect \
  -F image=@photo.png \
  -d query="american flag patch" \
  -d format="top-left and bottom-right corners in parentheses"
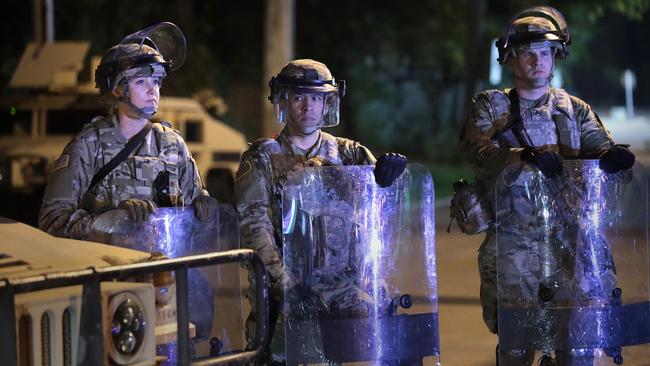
top-left (50, 154), bottom-right (69, 173)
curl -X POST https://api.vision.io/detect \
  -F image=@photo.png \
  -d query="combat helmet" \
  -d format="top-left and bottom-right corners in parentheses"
top-left (268, 59), bottom-right (346, 127)
top-left (94, 22), bottom-right (186, 118)
top-left (496, 6), bottom-right (570, 64)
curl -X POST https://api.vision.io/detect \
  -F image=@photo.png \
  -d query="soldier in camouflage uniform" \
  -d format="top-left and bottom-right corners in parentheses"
top-left (39, 23), bottom-right (217, 239)
top-left (459, 6), bottom-right (635, 365)
top-left (234, 59), bottom-right (406, 363)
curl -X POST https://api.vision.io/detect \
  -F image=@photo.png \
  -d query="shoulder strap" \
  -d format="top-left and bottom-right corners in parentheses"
top-left (88, 121), bottom-right (153, 191)
top-left (506, 88), bottom-right (533, 148)
top-left (551, 88), bottom-right (574, 118)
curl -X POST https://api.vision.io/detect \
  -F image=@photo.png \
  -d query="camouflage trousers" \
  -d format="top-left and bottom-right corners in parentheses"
top-left (245, 270), bottom-right (379, 364)
top-left (479, 227), bottom-right (617, 366)
top-left (311, 271), bottom-right (379, 316)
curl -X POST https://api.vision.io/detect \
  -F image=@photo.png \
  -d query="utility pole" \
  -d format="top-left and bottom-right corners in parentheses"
top-left (32, 0), bottom-right (43, 43)
top-left (262, 0), bottom-right (294, 138)
top-left (45, 0), bottom-right (54, 42)
top-left (32, 0), bottom-right (55, 43)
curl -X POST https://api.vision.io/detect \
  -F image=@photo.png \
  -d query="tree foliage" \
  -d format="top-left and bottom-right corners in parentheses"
top-left (1, 0), bottom-right (648, 158)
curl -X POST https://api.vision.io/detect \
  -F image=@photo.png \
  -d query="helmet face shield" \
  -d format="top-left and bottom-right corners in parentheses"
top-left (269, 59), bottom-right (345, 129)
top-left (496, 6), bottom-right (570, 64)
top-left (95, 22), bottom-right (186, 98)
top-left (272, 88), bottom-right (341, 128)
top-left (94, 22), bottom-right (186, 120)
top-left (119, 22), bottom-right (186, 72)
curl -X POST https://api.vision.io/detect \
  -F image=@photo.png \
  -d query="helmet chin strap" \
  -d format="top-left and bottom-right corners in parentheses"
top-left (296, 125), bottom-right (320, 136)
top-left (515, 74), bottom-right (550, 89)
top-left (113, 64), bottom-right (166, 120)
top-left (547, 61), bottom-right (556, 84)
top-left (116, 82), bottom-right (157, 119)
top-left (287, 119), bottom-right (320, 136)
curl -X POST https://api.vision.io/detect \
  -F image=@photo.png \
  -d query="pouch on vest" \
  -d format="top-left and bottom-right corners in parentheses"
top-left (153, 170), bottom-right (180, 207)
top-left (448, 179), bottom-right (493, 235)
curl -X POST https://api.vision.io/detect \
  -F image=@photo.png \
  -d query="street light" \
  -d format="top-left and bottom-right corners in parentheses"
top-left (621, 69), bottom-right (636, 119)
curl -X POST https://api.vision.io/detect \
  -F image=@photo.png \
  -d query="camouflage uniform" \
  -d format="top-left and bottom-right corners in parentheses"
top-left (38, 114), bottom-right (206, 239)
top-left (459, 88), bottom-right (615, 334)
top-left (234, 126), bottom-right (375, 354)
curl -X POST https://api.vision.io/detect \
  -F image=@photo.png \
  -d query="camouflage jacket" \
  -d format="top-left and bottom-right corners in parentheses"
top-left (38, 115), bottom-right (206, 239)
top-left (460, 88), bottom-right (615, 191)
top-left (234, 127), bottom-right (375, 290)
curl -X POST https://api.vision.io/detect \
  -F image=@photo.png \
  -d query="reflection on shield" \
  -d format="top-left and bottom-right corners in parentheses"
top-left (282, 164), bottom-right (441, 365)
top-left (88, 205), bottom-right (244, 363)
top-left (496, 160), bottom-right (650, 364)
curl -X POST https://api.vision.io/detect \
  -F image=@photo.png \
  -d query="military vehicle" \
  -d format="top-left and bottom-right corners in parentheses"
top-left (0, 211), bottom-right (268, 366)
top-left (0, 41), bottom-right (247, 224)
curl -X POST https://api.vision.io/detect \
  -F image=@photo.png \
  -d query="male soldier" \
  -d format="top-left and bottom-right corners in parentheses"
top-left (234, 59), bottom-right (407, 364)
top-left (459, 6), bottom-right (635, 365)
top-left (39, 23), bottom-right (217, 239)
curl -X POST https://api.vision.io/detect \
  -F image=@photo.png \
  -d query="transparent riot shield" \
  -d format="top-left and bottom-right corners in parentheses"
top-left (496, 160), bottom-right (650, 365)
top-left (282, 164), bottom-right (441, 365)
top-left (88, 205), bottom-right (244, 363)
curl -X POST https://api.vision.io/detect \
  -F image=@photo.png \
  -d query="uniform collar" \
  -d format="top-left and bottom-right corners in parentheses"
top-left (519, 91), bottom-right (550, 109)
top-left (110, 114), bottom-right (155, 154)
top-left (278, 127), bottom-right (323, 158)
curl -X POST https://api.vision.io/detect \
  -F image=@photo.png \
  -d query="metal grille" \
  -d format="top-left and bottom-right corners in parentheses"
top-left (62, 308), bottom-right (72, 366)
top-left (18, 315), bottom-right (31, 366)
top-left (40, 313), bottom-right (50, 366)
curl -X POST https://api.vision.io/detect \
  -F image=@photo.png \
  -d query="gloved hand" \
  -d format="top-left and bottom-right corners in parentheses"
top-left (268, 269), bottom-right (299, 303)
top-left (520, 148), bottom-right (563, 178)
top-left (374, 153), bottom-right (407, 187)
top-left (191, 195), bottom-right (219, 222)
top-left (599, 145), bottom-right (635, 173)
top-left (117, 199), bottom-right (156, 222)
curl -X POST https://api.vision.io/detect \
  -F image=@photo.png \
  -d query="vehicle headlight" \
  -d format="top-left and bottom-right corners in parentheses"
top-left (108, 291), bottom-right (150, 364)
top-left (112, 297), bottom-right (145, 354)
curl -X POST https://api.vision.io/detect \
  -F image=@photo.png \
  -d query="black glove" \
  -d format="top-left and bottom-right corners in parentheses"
top-left (374, 153), bottom-right (407, 187)
top-left (191, 195), bottom-right (219, 222)
top-left (599, 145), bottom-right (635, 174)
top-left (521, 148), bottom-right (563, 178)
top-left (117, 199), bottom-right (156, 222)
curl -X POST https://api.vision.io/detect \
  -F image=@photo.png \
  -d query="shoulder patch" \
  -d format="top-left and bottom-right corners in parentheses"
top-left (50, 154), bottom-right (69, 174)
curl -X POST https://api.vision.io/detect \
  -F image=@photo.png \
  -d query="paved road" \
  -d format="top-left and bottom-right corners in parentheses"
top-left (435, 199), bottom-right (496, 365)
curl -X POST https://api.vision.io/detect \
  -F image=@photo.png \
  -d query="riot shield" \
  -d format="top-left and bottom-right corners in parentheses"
top-left (282, 164), bottom-right (441, 365)
top-left (88, 205), bottom-right (244, 363)
top-left (496, 160), bottom-right (650, 365)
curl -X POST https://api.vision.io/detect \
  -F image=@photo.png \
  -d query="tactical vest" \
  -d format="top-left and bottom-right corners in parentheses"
top-left (255, 132), bottom-right (347, 204)
top-left (256, 133), bottom-right (363, 283)
top-left (82, 116), bottom-right (183, 213)
top-left (497, 88), bottom-right (581, 158)
top-left (248, 132), bottom-right (352, 258)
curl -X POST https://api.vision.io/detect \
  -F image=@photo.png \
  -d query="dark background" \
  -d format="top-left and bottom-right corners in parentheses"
top-left (1, 0), bottom-right (648, 199)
